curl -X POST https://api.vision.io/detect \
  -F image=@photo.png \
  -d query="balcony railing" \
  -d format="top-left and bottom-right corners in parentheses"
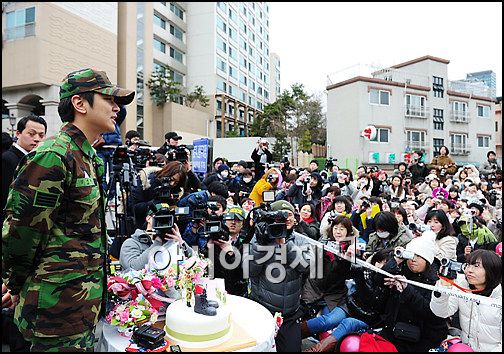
top-left (450, 144), bottom-right (471, 156)
top-left (405, 105), bottom-right (429, 119)
top-left (449, 110), bottom-right (470, 123)
top-left (405, 141), bottom-right (428, 150)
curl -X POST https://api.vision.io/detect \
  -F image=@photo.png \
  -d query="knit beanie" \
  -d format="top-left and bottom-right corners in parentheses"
top-left (217, 164), bottom-right (230, 173)
top-left (405, 230), bottom-right (437, 264)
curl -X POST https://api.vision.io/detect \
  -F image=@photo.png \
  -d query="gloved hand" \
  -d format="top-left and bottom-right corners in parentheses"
top-left (255, 221), bottom-right (272, 246)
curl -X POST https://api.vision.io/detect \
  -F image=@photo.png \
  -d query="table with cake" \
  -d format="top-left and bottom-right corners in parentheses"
top-left (96, 278), bottom-right (276, 352)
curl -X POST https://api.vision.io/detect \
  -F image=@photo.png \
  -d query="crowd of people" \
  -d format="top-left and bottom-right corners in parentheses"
top-left (2, 67), bottom-right (502, 352)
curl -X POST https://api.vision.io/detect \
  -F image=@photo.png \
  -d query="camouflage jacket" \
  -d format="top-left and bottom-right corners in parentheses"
top-left (2, 123), bottom-right (107, 338)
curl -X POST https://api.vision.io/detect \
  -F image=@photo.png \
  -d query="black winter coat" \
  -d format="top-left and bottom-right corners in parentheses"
top-left (2, 145), bottom-right (25, 220)
top-left (376, 258), bottom-right (448, 352)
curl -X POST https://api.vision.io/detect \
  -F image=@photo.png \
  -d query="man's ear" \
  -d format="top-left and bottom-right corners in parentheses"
top-left (71, 95), bottom-right (87, 115)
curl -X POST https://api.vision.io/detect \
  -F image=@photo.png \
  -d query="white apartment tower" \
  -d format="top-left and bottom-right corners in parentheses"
top-left (186, 2), bottom-right (272, 138)
top-left (269, 52), bottom-right (281, 102)
top-left (326, 56), bottom-right (497, 169)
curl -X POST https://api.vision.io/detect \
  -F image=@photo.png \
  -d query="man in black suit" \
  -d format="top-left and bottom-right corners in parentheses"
top-left (2, 115), bottom-right (47, 221)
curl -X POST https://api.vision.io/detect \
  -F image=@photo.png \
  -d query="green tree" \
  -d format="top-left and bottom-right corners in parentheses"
top-left (186, 85), bottom-right (210, 108)
top-left (298, 130), bottom-right (312, 152)
top-left (145, 67), bottom-right (182, 106)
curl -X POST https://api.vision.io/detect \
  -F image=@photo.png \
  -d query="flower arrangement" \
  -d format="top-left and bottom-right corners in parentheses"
top-left (173, 255), bottom-right (208, 306)
top-left (105, 295), bottom-right (158, 333)
top-left (107, 268), bottom-right (174, 313)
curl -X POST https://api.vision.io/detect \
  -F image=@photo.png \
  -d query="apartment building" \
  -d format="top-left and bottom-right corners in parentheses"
top-left (3, 2), bottom-right (277, 146)
top-left (326, 55), bottom-right (498, 169)
top-left (269, 52), bottom-right (281, 102)
top-left (2, 2), bottom-right (118, 137)
top-left (185, 2), bottom-right (273, 138)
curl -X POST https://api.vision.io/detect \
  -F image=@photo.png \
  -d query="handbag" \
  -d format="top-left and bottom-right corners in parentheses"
top-left (392, 321), bottom-right (421, 342)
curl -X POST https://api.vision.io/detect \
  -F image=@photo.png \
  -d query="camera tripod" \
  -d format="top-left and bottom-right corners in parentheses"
top-left (106, 157), bottom-right (138, 259)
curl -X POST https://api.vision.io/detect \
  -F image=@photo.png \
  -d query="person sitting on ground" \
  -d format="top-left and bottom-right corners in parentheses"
top-left (295, 203), bottom-right (321, 240)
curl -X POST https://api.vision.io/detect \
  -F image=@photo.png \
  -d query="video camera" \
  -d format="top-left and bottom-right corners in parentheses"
top-left (253, 205), bottom-right (289, 244)
top-left (439, 258), bottom-right (465, 280)
top-left (408, 223), bottom-right (431, 233)
top-left (394, 248), bottom-right (414, 260)
top-left (152, 206), bottom-right (190, 236)
top-left (153, 177), bottom-right (183, 205)
top-left (191, 201), bottom-right (221, 221)
top-left (325, 157), bottom-right (337, 170)
top-left (166, 144), bottom-right (192, 162)
top-left (204, 220), bottom-right (230, 242)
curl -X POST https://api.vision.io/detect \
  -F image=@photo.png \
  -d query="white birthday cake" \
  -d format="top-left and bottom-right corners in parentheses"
top-left (164, 279), bottom-right (232, 348)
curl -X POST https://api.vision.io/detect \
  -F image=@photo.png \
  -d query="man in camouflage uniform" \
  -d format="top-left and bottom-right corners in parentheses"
top-left (2, 68), bottom-right (135, 351)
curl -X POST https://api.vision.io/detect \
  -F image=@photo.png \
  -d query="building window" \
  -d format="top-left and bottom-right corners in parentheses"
top-left (496, 121), bottom-right (499, 132)
top-left (369, 89), bottom-right (390, 105)
top-left (240, 20), bottom-right (247, 34)
top-left (170, 46), bottom-right (184, 63)
top-left (228, 26), bottom-right (237, 42)
top-left (154, 14), bottom-right (166, 30)
top-left (216, 57), bottom-right (226, 73)
top-left (5, 6), bottom-right (36, 40)
top-left (405, 94), bottom-right (426, 117)
top-left (240, 36), bottom-right (247, 51)
top-left (477, 104), bottom-right (490, 118)
top-left (406, 130), bottom-right (426, 150)
top-left (229, 46), bottom-right (237, 60)
top-left (170, 24), bottom-right (183, 41)
top-left (228, 85), bottom-right (235, 97)
top-left (240, 73), bottom-right (247, 85)
top-left (370, 128), bottom-right (390, 143)
top-left (170, 69), bottom-right (184, 84)
top-left (433, 138), bottom-right (444, 157)
top-left (170, 3), bottom-right (184, 20)
top-left (229, 8), bottom-right (237, 23)
top-left (241, 92), bottom-right (247, 103)
top-left (433, 109), bottom-right (444, 130)
top-left (217, 36), bottom-right (227, 53)
top-left (450, 133), bottom-right (468, 154)
top-left (229, 65), bottom-right (237, 79)
top-left (217, 80), bottom-right (227, 92)
top-left (433, 76), bottom-right (444, 98)
top-left (217, 16), bottom-right (226, 33)
top-left (451, 101), bottom-right (469, 123)
top-left (153, 38), bottom-right (166, 53)
top-left (239, 56), bottom-right (247, 69)
top-left (217, 2), bottom-right (227, 13)
top-left (477, 136), bottom-right (491, 148)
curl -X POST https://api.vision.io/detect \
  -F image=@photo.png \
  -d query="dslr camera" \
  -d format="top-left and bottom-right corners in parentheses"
top-left (132, 325), bottom-right (165, 350)
top-left (267, 173), bottom-right (279, 184)
top-left (439, 258), bottom-right (465, 280)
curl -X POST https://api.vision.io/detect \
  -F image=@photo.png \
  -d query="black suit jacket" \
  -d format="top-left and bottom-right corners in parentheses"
top-left (2, 145), bottom-right (26, 216)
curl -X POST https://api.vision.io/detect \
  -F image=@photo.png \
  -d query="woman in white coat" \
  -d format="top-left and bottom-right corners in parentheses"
top-left (430, 249), bottom-right (502, 352)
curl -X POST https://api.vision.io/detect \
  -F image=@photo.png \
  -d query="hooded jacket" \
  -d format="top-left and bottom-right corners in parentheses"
top-left (248, 229), bottom-right (314, 316)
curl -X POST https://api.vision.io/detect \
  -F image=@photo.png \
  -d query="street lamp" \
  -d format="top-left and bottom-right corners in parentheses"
top-left (9, 113), bottom-right (16, 139)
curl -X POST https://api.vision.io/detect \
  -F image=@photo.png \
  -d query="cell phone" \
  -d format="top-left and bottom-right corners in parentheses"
top-left (170, 345), bottom-right (182, 352)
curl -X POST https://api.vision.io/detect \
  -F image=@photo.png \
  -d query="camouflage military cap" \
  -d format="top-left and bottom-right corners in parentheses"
top-left (59, 68), bottom-right (135, 105)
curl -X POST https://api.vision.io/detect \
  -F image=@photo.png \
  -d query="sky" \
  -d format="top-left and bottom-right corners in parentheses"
top-left (269, 2), bottom-right (502, 104)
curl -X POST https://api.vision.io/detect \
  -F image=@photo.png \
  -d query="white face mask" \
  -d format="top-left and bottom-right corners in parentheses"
top-left (243, 177), bottom-right (252, 183)
top-left (221, 171), bottom-right (229, 178)
top-left (377, 231), bottom-right (390, 239)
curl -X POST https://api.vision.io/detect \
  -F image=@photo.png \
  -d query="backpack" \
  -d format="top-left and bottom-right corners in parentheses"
top-left (335, 330), bottom-right (398, 352)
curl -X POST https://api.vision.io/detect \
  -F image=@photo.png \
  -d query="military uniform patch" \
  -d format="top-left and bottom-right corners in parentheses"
top-left (33, 191), bottom-right (60, 208)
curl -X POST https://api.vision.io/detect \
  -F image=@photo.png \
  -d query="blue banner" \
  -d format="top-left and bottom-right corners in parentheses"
top-left (192, 138), bottom-right (210, 174)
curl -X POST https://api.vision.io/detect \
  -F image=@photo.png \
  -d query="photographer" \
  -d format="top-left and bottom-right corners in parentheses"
top-left (455, 210), bottom-right (498, 263)
top-left (181, 195), bottom-right (227, 254)
top-left (249, 168), bottom-right (280, 206)
top-left (130, 161), bottom-right (187, 229)
top-left (208, 206), bottom-right (248, 297)
top-left (120, 203), bottom-right (192, 271)
top-left (408, 151), bottom-right (429, 184)
top-left (479, 150), bottom-right (501, 179)
top-left (295, 203), bottom-right (321, 240)
top-left (320, 195), bottom-right (352, 239)
top-left (374, 232), bottom-right (448, 352)
top-left (371, 169), bottom-right (389, 197)
top-left (286, 171), bottom-right (324, 208)
top-left (394, 162), bottom-right (412, 180)
top-left (157, 131), bottom-right (182, 156)
top-left (364, 211), bottom-right (411, 259)
top-left (125, 130), bottom-right (141, 151)
top-left (251, 138), bottom-right (273, 181)
top-left (247, 200), bottom-right (314, 351)
top-left (229, 168), bottom-right (255, 205)
top-left (202, 163), bottom-right (231, 188)
top-left (430, 249), bottom-right (502, 352)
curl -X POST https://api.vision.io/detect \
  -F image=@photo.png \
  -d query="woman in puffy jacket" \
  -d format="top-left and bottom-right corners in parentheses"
top-left (430, 249), bottom-right (502, 352)
top-left (248, 168), bottom-right (280, 206)
top-left (374, 231), bottom-right (448, 352)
